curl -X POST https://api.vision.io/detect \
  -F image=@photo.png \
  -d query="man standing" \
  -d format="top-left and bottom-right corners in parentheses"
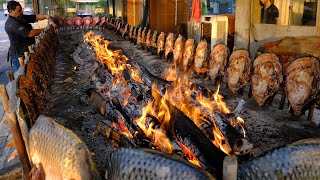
top-left (260, 0), bottom-right (279, 24)
top-left (5, 1), bottom-right (56, 71)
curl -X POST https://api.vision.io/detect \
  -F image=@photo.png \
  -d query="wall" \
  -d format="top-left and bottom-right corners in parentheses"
top-left (127, 0), bottom-right (143, 26)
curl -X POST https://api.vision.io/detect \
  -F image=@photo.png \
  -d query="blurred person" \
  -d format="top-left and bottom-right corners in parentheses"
top-left (260, 0), bottom-right (279, 24)
top-left (5, 0), bottom-right (56, 71)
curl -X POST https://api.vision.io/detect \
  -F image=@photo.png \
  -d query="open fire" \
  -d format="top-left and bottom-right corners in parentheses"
top-left (83, 30), bottom-right (250, 170)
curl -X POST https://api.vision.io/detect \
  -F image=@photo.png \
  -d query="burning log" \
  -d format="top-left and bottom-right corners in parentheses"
top-left (168, 100), bottom-right (227, 178)
top-left (97, 121), bottom-right (137, 148)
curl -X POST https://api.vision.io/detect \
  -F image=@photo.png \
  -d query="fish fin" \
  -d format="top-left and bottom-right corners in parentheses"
top-left (7, 149), bottom-right (17, 163)
top-left (3, 119), bottom-right (9, 124)
top-left (6, 139), bottom-right (15, 147)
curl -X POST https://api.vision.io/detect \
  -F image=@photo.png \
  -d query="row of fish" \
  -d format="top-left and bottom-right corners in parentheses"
top-left (128, 25), bottom-right (320, 116)
top-left (28, 116), bottom-right (320, 180)
top-left (57, 16), bottom-right (105, 28)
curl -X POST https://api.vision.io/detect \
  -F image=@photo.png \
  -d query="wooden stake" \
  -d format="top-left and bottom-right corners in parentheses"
top-left (6, 70), bottom-right (14, 82)
top-left (28, 45), bottom-right (34, 54)
top-left (223, 156), bottom-right (238, 180)
top-left (18, 57), bottom-right (24, 67)
top-left (7, 111), bottom-right (31, 179)
top-left (0, 84), bottom-right (9, 112)
top-left (307, 103), bottom-right (315, 121)
top-left (24, 51), bottom-right (29, 62)
top-left (279, 92), bottom-right (286, 110)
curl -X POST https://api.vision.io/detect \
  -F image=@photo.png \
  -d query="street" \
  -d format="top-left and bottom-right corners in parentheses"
top-left (0, 10), bottom-right (12, 85)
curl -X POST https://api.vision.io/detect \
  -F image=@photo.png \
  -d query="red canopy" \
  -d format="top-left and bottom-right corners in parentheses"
top-left (190, 0), bottom-right (202, 23)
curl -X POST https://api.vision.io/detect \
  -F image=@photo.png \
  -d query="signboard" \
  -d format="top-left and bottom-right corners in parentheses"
top-left (95, 8), bottom-right (104, 13)
top-left (67, 8), bottom-right (77, 13)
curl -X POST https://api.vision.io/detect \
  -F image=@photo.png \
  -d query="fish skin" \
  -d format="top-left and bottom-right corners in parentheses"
top-left (251, 53), bottom-right (283, 106)
top-left (285, 56), bottom-right (320, 116)
top-left (238, 139), bottom-right (320, 180)
top-left (28, 115), bottom-right (98, 180)
top-left (173, 34), bottom-right (185, 65)
top-left (164, 33), bottom-right (175, 59)
top-left (145, 29), bottom-right (152, 49)
top-left (208, 44), bottom-right (229, 83)
top-left (157, 32), bottom-right (166, 56)
top-left (105, 148), bottom-right (214, 180)
top-left (226, 49), bottom-right (251, 94)
top-left (182, 39), bottom-right (195, 71)
top-left (194, 41), bottom-right (208, 73)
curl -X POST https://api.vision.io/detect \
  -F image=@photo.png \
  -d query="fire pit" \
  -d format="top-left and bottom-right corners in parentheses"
top-left (47, 26), bottom-right (319, 178)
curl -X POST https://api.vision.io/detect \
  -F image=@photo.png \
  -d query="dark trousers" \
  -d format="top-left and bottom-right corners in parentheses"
top-left (9, 54), bottom-right (19, 72)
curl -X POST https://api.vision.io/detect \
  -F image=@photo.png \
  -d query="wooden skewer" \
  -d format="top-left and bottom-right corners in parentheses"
top-left (223, 156), bottom-right (238, 180)
top-left (28, 45), bottom-right (34, 54)
top-left (7, 111), bottom-right (32, 178)
top-left (18, 57), bottom-right (24, 67)
top-left (0, 84), bottom-right (9, 112)
top-left (307, 103), bottom-right (315, 121)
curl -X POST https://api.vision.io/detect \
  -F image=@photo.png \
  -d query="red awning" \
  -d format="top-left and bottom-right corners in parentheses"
top-left (190, 0), bottom-right (202, 23)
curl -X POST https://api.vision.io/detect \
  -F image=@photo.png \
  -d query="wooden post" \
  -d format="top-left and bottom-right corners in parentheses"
top-left (234, 0), bottom-right (251, 49)
top-left (7, 112), bottom-right (32, 178)
top-left (317, 0), bottom-right (320, 36)
top-left (223, 156), bottom-right (238, 180)
top-left (24, 51), bottom-right (29, 63)
top-left (0, 85), bottom-right (9, 112)
top-left (0, 85), bottom-right (31, 178)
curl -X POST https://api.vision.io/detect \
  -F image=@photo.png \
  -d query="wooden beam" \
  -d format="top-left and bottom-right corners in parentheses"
top-left (317, 0), bottom-right (320, 36)
top-left (32, 0), bottom-right (39, 14)
top-left (235, 0), bottom-right (251, 49)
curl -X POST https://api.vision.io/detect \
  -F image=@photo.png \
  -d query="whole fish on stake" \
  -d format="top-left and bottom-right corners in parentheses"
top-left (173, 34), bottom-right (185, 65)
top-left (285, 55), bottom-right (320, 116)
top-left (226, 49), bottom-right (251, 94)
top-left (28, 115), bottom-right (98, 179)
top-left (182, 39), bottom-right (196, 72)
top-left (194, 41), bottom-right (208, 74)
top-left (208, 44), bottom-right (229, 83)
top-left (164, 33), bottom-right (175, 60)
top-left (251, 53), bottom-right (283, 106)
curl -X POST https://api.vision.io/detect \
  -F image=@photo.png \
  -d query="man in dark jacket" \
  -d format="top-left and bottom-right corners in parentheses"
top-left (5, 0), bottom-right (56, 71)
top-left (260, 0), bottom-right (279, 24)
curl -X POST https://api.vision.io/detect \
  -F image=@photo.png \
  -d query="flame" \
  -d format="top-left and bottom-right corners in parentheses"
top-left (163, 64), bottom-right (178, 81)
top-left (178, 142), bottom-right (201, 167)
top-left (113, 120), bottom-right (133, 139)
top-left (135, 97), bottom-right (173, 153)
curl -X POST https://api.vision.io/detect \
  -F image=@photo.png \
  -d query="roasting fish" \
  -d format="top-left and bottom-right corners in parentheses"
top-left (129, 26), bottom-right (134, 39)
top-left (285, 55), bottom-right (320, 116)
top-left (145, 29), bottom-right (152, 50)
top-left (136, 27), bottom-right (142, 48)
top-left (238, 138), bottom-right (320, 179)
top-left (208, 44), bottom-right (229, 83)
top-left (194, 41), bottom-right (208, 74)
top-left (227, 49), bottom-right (251, 94)
top-left (105, 148), bottom-right (214, 180)
top-left (164, 33), bottom-right (175, 60)
top-left (141, 27), bottom-right (147, 48)
top-left (182, 39), bottom-right (196, 72)
top-left (173, 34), bottom-right (185, 65)
top-left (251, 53), bottom-right (283, 106)
top-left (29, 115), bottom-right (98, 179)
top-left (157, 32), bottom-right (165, 57)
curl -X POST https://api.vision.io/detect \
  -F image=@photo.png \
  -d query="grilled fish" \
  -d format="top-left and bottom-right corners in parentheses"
top-left (285, 55), bottom-right (320, 116)
top-left (164, 33), bottom-right (175, 60)
top-left (251, 53), bottom-right (283, 106)
top-left (157, 32), bottom-right (165, 58)
top-left (182, 39), bottom-right (196, 72)
top-left (173, 34), bottom-right (185, 65)
top-left (208, 44), bottom-right (229, 83)
top-left (136, 27), bottom-right (142, 48)
top-left (227, 49), bottom-right (251, 94)
top-left (141, 27), bottom-right (147, 48)
top-left (145, 29), bottom-right (152, 51)
top-left (129, 26), bottom-right (134, 39)
top-left (28, 115), bottom-right (98, 179)
top-left (105, 148), bottom-right (214, 180)
top-left (238, 138), bottom-right (320, 179)
top-left (194, 41), bottom-right (208, 74)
